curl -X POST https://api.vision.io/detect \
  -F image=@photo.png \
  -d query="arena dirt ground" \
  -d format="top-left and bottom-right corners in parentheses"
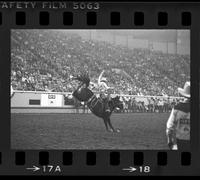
top-left (11, 113), bottom-right (170, 150)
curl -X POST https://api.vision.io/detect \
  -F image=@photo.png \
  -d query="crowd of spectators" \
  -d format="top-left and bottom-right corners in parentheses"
top-left (64, 94), bottom-right (183, 113)
top-left (118, 96), bottom-right (184, 113)
top-left (11, 30), bottom-right (190, 97)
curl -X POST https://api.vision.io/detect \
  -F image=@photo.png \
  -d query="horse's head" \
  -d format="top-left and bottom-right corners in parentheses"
top-left (111, 96), bottom-right (123, 110)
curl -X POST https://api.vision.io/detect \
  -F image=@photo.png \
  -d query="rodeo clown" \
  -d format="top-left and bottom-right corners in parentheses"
top-left (166, 81), bottom-right (190, 150)
top-left (98, 70), bottom-right (114, 113)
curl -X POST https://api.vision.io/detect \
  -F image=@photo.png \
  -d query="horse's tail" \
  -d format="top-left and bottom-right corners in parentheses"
top-left (72, 73), bottom-right (90, 87)
top-left (82, 73), bottom-right (90, 87)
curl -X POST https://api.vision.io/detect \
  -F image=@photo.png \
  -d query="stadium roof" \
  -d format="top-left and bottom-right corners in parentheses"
top-left (100, 30), bottom-right (190, 43)
top-left (55, 29), bottom-right (190, 44)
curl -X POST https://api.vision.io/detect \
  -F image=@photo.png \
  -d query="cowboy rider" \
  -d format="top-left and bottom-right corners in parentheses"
top-left (98, 70), bottom-right (113, 113)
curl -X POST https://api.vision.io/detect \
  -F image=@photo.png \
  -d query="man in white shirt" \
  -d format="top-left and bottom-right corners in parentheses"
top-left (11, 84), bottom-right (14, 98)
top-left (98, 70), bottom-right (111, 92)
top-left (166, 81), bottom-right (190, 150)
top-left (98, 70), bottom-right (113, 113)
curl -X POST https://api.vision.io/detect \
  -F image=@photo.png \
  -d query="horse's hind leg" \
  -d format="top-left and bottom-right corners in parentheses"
top-left (106, 118), bottom-right (115, 132)
top-left (108, 118), bottom-right (120, 133)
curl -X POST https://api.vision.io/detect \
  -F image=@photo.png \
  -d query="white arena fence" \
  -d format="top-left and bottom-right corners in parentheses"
top-left (11, 90), bottom-right (183, 114)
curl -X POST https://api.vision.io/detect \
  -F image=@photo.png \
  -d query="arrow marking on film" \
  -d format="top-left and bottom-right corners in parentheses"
top-left (26, 166), bottom-right (40, 172)
top-left (122, 166), bottom-right (137, 172)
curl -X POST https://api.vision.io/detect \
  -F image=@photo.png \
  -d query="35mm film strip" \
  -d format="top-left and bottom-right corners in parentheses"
top-left (0, 0), bottom-right (200, 176)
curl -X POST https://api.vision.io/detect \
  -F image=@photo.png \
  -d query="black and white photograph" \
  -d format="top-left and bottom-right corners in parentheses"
top-left (10, 29), bottom-right (190, 150)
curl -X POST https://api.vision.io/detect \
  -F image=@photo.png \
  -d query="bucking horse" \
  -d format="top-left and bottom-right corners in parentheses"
top-left (71, 73), bottom-right (123, 132)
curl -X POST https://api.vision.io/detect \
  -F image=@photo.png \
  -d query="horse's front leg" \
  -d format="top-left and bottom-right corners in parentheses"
top-left (103, 118), bottom-right (109, 132)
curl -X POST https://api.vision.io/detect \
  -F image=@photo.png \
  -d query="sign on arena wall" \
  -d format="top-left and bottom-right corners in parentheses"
top-left (41, 94), bottom-right (63, 107)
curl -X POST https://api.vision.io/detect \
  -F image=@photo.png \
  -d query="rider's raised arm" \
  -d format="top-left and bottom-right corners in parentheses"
top-left (98, 70), bottom-right (104, 84)
top-left (102, 82), bottom-right (110, 89)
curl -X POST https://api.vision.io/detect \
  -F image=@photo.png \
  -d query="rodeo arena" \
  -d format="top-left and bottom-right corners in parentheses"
top-left (11, 30), bottom-right (190, 149)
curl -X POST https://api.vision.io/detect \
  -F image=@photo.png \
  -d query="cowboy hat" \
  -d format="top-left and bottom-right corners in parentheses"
top-left (178, 81), bottom-right (190, 98)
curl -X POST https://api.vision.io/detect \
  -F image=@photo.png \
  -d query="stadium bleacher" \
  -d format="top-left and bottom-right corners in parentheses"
top-left (11, 30), bottom-right (190, 110)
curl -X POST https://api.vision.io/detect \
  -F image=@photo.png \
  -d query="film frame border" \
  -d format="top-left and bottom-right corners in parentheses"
top-left (0, 1), bottom-right (199, 176)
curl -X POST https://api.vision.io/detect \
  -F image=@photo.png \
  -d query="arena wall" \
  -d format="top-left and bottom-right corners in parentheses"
top-left (11, 91), bottom-right (181, 114)
top-left (11, 91), bottom-right (42, 107)
top-left (11, 91), bottom-right (80, 113)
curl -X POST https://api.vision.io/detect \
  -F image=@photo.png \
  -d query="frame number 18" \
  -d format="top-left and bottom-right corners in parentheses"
top-left (139, 166), bottom-right (151, 173)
